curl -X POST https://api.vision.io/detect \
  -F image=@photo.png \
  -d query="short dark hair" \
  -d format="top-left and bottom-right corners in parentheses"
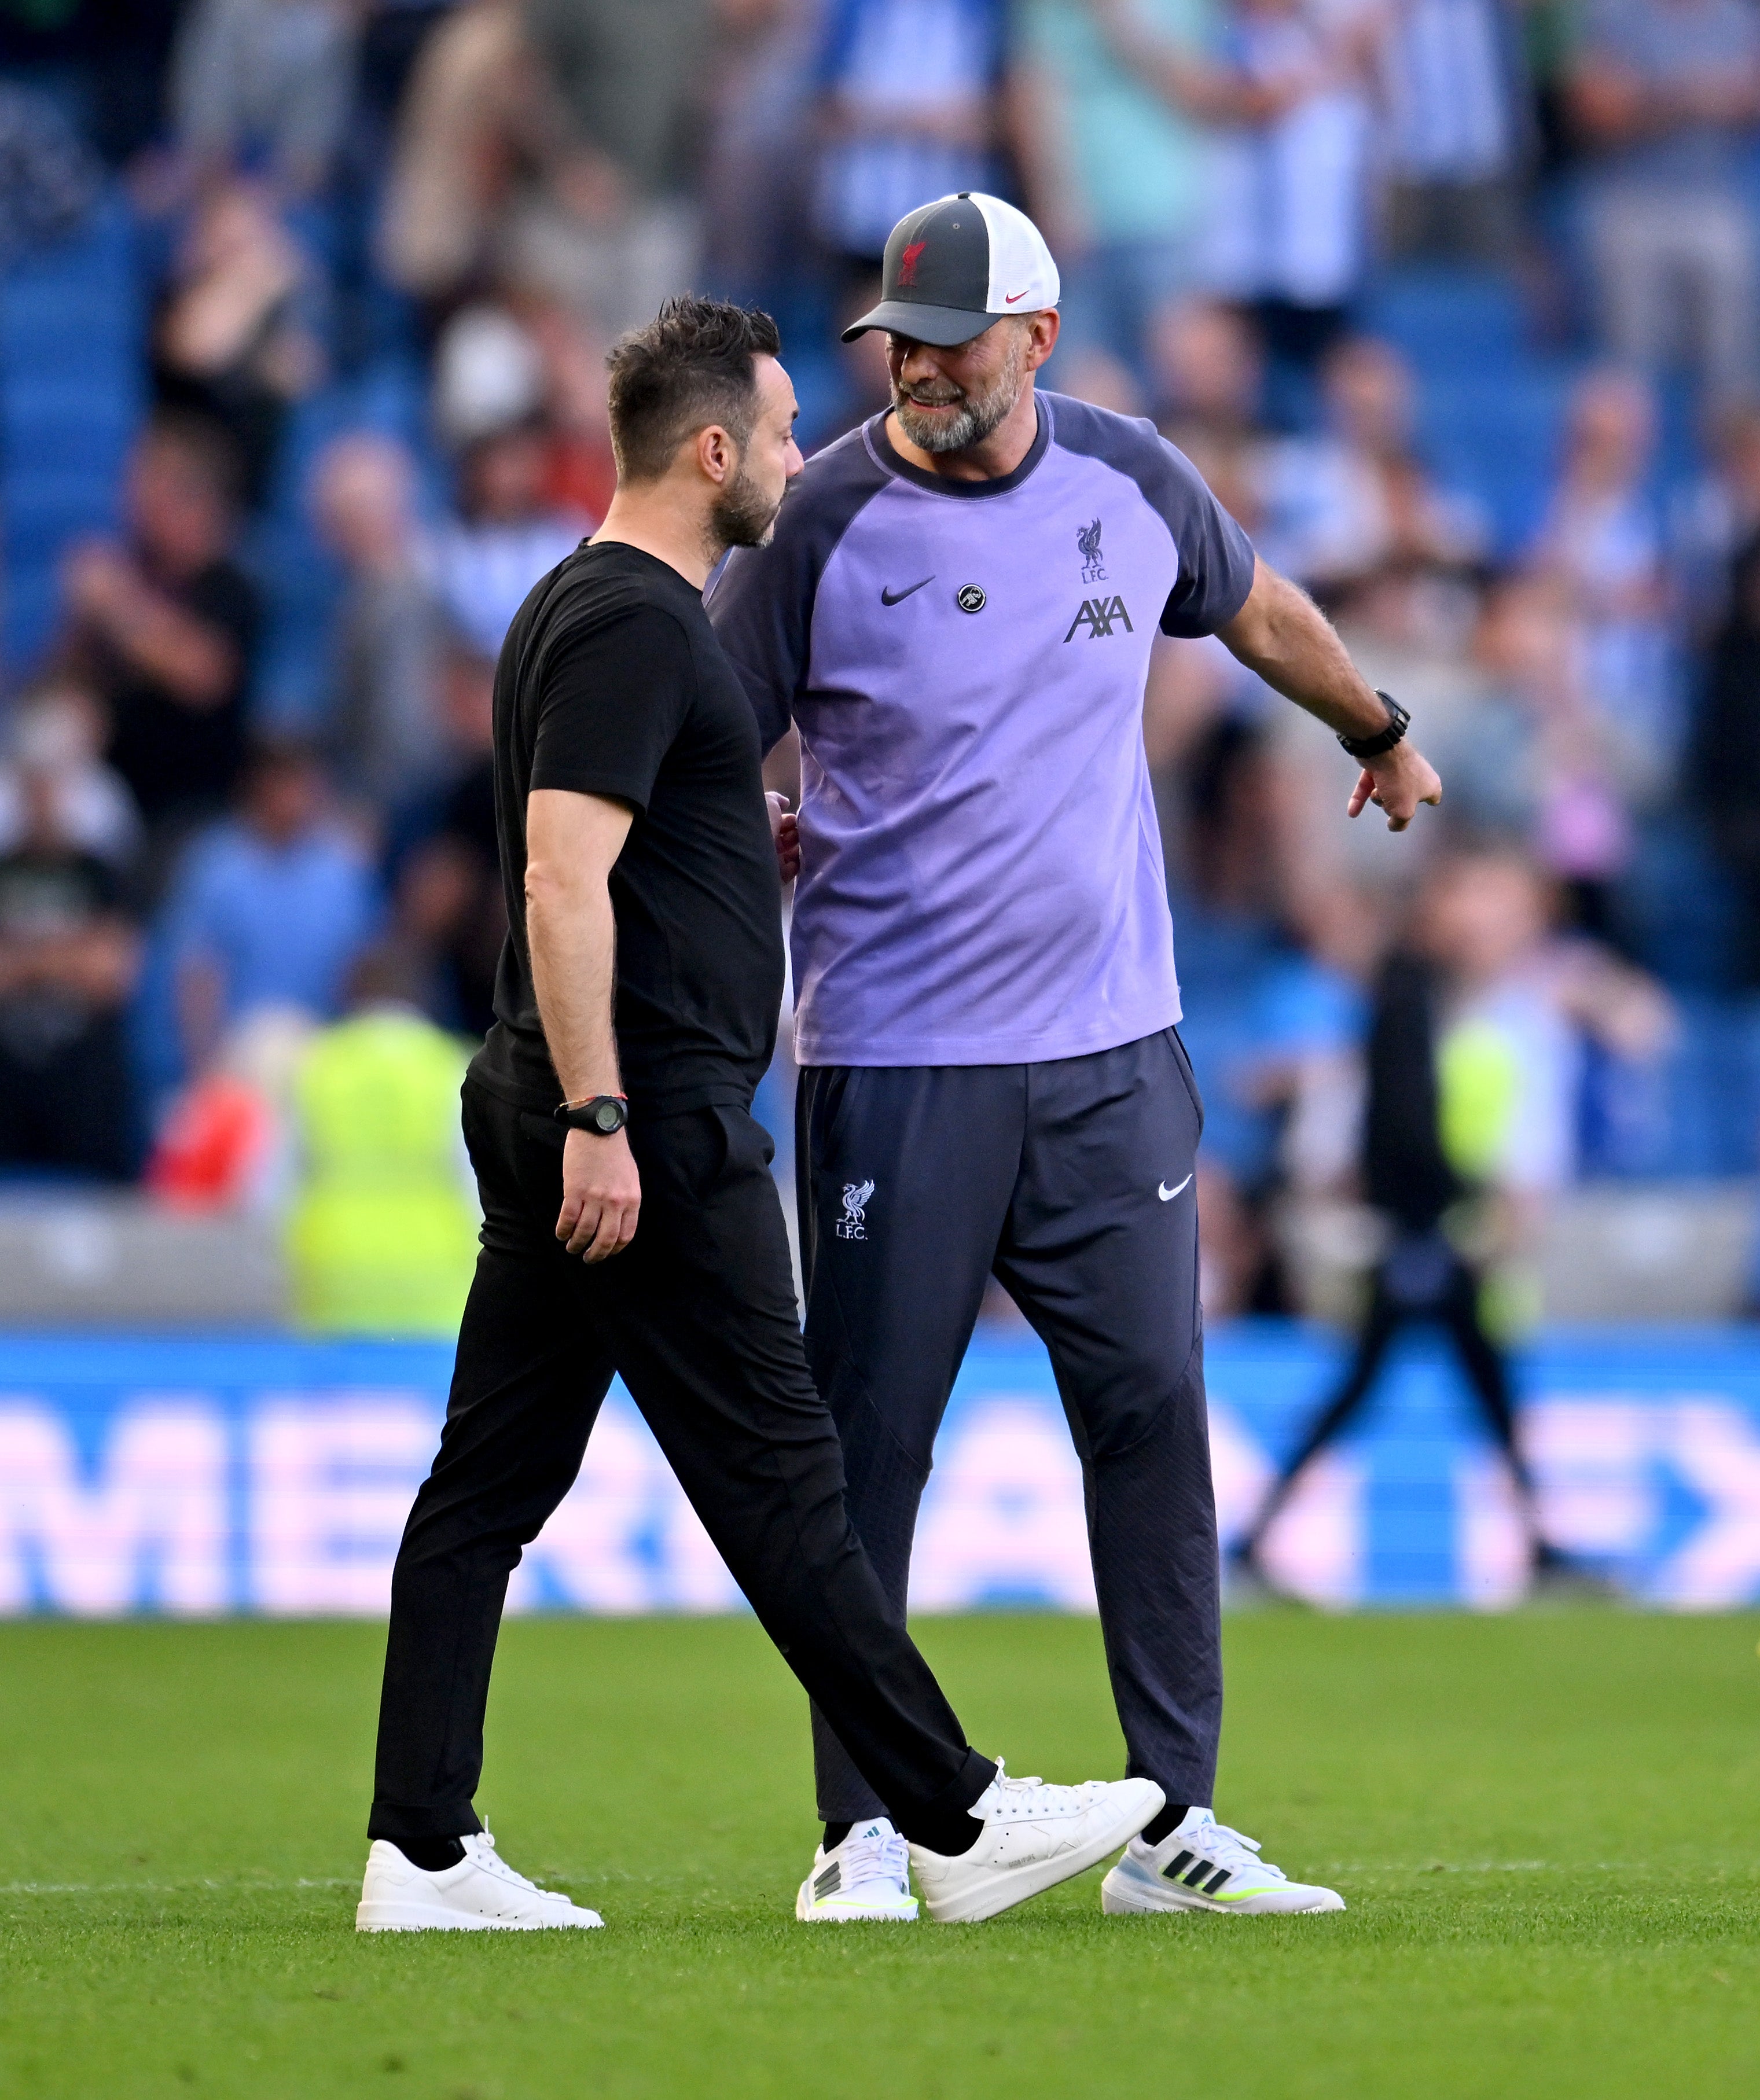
top-left (605, 295), bottom-right (782, 484)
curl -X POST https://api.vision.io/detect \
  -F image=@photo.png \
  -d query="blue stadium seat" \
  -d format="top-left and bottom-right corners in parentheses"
top-left (0, 186), bottom-right (145, 668)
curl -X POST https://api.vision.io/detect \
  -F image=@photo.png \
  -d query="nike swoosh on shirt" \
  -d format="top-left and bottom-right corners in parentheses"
top-left (1158, 1175), bottom-right (1193, 1202)
top-left (881, 576), bottom-right (935, 605)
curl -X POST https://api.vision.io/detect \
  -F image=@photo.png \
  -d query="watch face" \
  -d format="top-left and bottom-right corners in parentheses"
top-left (592, 1099), bottom-right (622, 1132)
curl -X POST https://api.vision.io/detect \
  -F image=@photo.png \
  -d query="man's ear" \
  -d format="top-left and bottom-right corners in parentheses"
top-left (695, 423), bottom-right (737, 488)
top-left (1024, 310), bottom-right (1060, 372)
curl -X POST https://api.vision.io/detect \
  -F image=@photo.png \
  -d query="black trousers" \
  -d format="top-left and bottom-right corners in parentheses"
top-left (1247, 1228), bottom-right (1536, 1548)
top-left (0, 1012), bottom-right (141, 1180)
top-left (796, 1029), bottom-right (1222, 1824)
top-left (368, 1077), bottom-right (994, 1845)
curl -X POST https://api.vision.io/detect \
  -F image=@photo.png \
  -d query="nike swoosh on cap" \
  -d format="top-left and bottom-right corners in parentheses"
top-left (881, 576), bottom-right (935, 605)
top-left (1005, 290), bottom-right (1028, 304)
top-left (1158, 1175), bottom-right (1193, 1202)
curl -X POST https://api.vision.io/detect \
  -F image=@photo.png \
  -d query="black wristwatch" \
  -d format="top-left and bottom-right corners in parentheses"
top-left (1338, 691), bottom-right (1410, 761)
top-left (554, 1094), bottom-right (629, 1135)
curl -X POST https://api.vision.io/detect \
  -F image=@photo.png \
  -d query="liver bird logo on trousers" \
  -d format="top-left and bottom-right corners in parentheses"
top-left (836, 1179), bottom-right (875, 1241)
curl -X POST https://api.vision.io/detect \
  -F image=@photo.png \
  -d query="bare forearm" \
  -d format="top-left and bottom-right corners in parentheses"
top-left (527, 877), bottom-right (622, 1102)
top-left (103, 594), bottom-right (236, 708)
top-left (1218, 558), bottom-right (1442, 830)
top-left (523, 790), bottom-right (641, 1262)
top-left (1216, 559), bottom-right (1388, 741)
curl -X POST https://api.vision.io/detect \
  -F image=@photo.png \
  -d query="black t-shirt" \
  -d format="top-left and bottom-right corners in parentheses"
top-left (101, 557), bottom-right (260, 824)
top-left (471, 542), bottom-right (785, 1115)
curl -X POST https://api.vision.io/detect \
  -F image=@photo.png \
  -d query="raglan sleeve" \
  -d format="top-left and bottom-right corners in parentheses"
top-left (1152, 437), bottom-right (1259, 639)
top-left (706, 498), bottom-right (823, 756)
top-left (530, 605), bottom-right (693, 814)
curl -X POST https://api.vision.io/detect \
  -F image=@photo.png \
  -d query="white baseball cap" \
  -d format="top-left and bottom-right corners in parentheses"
top-left (842, 193), bottom-right (1061, 347)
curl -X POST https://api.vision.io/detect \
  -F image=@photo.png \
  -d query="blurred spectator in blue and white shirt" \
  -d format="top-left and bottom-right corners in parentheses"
top-left (814, 0), bottom-right (1005, 275)
top-left (1379, 0), bottom-right (1529, 262)
top-left (171, 0), bottom-right (359, 197)
top-left (312, 432), bottom-right (451, 813)
top-left (1569, 0), bottom-right (1760, 403)
top-left (425, 422), bottom-right (582, 659)
top-left (1528, 368), bottom-right (1680, 800)
top-left (422, 306), bottom-right (582, 661)
top-left (1201, 0), bottom-right (1379, 367)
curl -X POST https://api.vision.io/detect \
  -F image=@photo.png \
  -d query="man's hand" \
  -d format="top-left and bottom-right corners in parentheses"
top-left (767, 790), bottom-right (801, 884)
top-left (556, 1126), bottom-right (641, 1262)
top-left (62, 541), bottom-right (139, 624)
top-left (1347, 740), bottom-right (1443, 832)
top-left (1214, 560), bottom-right (1445, 832)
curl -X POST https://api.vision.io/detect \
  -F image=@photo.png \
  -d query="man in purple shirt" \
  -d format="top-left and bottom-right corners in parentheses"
top-left (710, 193), bottom-right (1441, 1924)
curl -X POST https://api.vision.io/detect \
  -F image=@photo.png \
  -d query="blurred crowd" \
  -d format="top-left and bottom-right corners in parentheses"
top-left (5, 0), bottom-right (1760, 1318)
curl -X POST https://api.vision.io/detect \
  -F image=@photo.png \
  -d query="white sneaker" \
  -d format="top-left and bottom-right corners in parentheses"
top-left (355, 1829), bottom-right (605, 1932)
top-left (795, 1816), bottom-right (918, 1922)
top-left (908, 1762), bottom-right (1163, 1924)
top-left (1101, 1806), bottom-right (1344, 1917)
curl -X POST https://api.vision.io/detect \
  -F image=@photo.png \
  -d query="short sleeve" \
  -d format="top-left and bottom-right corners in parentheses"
top-left (707, 541), bottom-right (804, 755)
top-left (530, 604), bottom-right (695, 812)
top-left (1155, 440), bottom-right (1258, 638)
top-left (707, 431), bottom-right (891, 751)
top-left (1044, 398), bottom-right (1256, 639)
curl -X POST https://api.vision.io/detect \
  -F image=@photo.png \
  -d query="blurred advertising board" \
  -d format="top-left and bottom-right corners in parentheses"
top-left (3, 1325), bottom-right (1760, 1613)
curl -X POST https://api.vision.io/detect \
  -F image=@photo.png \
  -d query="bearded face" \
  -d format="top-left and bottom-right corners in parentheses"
top-left (890, 322), bottom-right (1031, 454)
top-left (709, 455), bottom-right (782, 549)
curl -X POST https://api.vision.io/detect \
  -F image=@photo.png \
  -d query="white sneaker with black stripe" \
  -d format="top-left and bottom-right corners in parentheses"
top-left (795, 1816), bottom-right (918, 1922)
top-left (1101, 1807), bottom-right (1344, 1917)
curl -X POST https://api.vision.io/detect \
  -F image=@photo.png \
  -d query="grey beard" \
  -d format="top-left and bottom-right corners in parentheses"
top-left (893, 339), bottom-right (1026, 454)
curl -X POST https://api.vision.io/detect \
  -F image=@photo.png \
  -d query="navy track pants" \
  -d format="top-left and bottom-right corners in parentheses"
top-left (796, 1028), bottom-right (1222, 1823)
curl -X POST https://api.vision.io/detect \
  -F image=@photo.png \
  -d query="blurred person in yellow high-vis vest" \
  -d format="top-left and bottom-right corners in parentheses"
top-left (286, 948), bottom-right (479, 1335)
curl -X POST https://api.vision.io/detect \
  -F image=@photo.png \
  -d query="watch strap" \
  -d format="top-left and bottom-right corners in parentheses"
top-left (1338, 691), bottom-right (1410, 761)
top-left (554, 1094), bottom-right (629, 1134)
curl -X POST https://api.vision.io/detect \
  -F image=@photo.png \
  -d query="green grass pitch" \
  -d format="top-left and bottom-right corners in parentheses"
top-left (3, 1610), bottom-right (1758, 2098)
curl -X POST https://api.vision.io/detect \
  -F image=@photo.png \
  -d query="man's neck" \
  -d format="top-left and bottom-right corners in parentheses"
top-left (590, 488), bottom-right (719, 590)
top-left (884, 381), bottom-right (1040, 485)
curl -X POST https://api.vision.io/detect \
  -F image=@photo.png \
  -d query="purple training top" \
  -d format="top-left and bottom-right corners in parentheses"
top-left (708, 392), bottom-right (1256, 1067)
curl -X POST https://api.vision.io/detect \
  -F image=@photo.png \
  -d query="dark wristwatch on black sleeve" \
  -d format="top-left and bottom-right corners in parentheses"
top-left (1337, 690), bottom-right (1410, 761)
top-left (554, 1094), bottom-right (629, 1135)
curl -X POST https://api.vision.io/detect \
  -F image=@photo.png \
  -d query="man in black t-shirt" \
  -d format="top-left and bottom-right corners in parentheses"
top-left (0, 781), bottom-right (141, 1180)
top-left (358, 297), bottom-right (1160, 1936)
top-left (57, 411), bottom-right (259, 837)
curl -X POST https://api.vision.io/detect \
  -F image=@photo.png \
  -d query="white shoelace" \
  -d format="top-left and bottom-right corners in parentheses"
top-left (1177, 1814), bottom-right (1286, 1884)
top-left (468, 1828), bottom-right (547, 1894)
top-left (836, 1825), bottom-right (910, 1892)
top-left (980, 1760), bottom-right (1111, 1819)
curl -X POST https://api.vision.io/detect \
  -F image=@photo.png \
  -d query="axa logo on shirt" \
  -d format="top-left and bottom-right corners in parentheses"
top-left (836, 1179), bottom-right (875, 1241)
top-left (1064, 596), bottom-right (1133, 642)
